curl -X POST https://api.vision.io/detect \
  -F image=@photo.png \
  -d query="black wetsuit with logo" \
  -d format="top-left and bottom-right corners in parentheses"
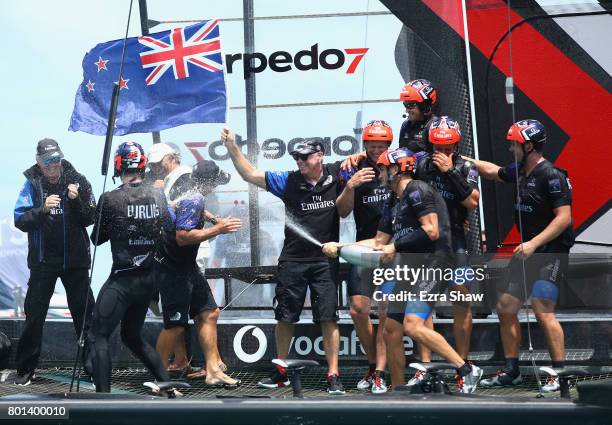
top-left (399, 115), bottom-right (437, 153)
top-left (378, 180), bottom-right (453, 320)
top-left (498, 159), bottom-right (574, 301)
top-left (88, 181), bottom-right (171, 392)
top-left (416, 154), bottom-right (479, 269)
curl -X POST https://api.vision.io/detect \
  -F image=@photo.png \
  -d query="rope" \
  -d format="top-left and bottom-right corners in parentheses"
top-left (69, 0), bottom-right (135, 393)
top-left (504, 0), bottom-right (543, 397)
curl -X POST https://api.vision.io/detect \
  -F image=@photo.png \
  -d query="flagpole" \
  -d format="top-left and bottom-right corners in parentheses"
top-left (138, 0), bottom-right (161, 144)
top-left (243, 0), bottom-right (261, 267)
top-left (69, 0), bottom-right (135, 393)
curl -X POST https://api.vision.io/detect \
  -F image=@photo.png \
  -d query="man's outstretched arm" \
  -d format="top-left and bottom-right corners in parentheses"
top-left (221, 127), bottom-right (266, 189)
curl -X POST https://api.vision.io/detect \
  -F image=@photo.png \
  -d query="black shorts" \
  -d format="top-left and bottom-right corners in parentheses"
top-left (503, 245), bottom-right (569, 303)
top-left (346, 265), bottom-right (376, 297)
top-left (274, 260), bottom-right (339, 323)
top-left (157, 262), bottom-right (218, 329)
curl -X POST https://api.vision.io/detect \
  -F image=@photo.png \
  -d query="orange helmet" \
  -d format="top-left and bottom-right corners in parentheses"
top-left (376, 148), bottom-right (418, 175)
top-left (506, 119), bottom-right (546, 145)
top-left (429, 116), bottom-right (461, 145)
top-left (400, 79), bottom-right (438, 106)
top-left (362, 120), bottom-right (393, 143)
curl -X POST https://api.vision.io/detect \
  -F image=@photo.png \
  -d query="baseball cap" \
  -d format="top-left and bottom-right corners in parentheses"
top-left (148, 143), bottom-right (176, 163)
top-left (289, 139), bottom-right (325, 156)
top-left (36, 138), bottom-right (64, 163)
top-left (191, 160), bottom-right (231, 186)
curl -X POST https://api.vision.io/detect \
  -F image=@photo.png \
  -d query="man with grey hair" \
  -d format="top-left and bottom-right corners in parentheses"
top-left (13, 138), bottom-right (96, 386)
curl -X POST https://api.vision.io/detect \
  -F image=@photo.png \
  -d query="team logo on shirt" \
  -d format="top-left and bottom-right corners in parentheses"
top-left (408, 190), bottom-right (422, 206)
top-left (362, 187), bottom-right (389, 205)
top-left (548, 178), bottom-right (561, 193)
top-left (467, 167), bottom-right (479, 184)
top-left (300, 195), bottom-right (335, 211)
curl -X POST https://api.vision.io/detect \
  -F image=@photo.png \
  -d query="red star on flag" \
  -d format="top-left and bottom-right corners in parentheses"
top-left (85, 80), bottom-right (95, 92)
top-left (95, 56), bottom-right (109, 72)
top-left (115, 77), bottom-right (129, 90)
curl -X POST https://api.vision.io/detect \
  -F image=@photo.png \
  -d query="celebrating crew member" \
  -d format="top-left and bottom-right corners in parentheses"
top-left (222, 127), bottom-right (346, 395)
top-left (88, 142), bottom-right (171, 393)
top-left (324, 148), bottom-right (483, 393)
top-left (398, 79), bottom-right (438, 152)
top-left (334, 120), bottom-right (392, 394)
top-left (470, 120), bottom-right (573, 392)
top-left (13, 138), bottom-right (96, 386)
top-left (147, 142), bottom-right (219, 374)
top-left (155, 160), bottom-right (241, 387)
top-left (407, 116), bottom-right (480, 386)
top-left (341, 79), bottom-right (438, 170)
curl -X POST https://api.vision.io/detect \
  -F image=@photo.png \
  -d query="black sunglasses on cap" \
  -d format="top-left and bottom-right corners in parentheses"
top-left (291, 152), bottom-right (313, 161)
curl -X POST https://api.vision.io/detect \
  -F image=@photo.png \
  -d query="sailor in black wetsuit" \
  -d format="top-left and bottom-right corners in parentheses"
top-left (324, 148), bottom-right (483, 393)
top-left (398, 79), bottom-right (438, 153)
top-left (335, 120), bottom-right (392, 394)
top-left (88, 142), bottom-right (171, 393)
top-left (471, 120), bottom-right (574, 392)
top-left (222, 127), bottom-right (346, 395)
top-left (407, 116), bottom-right (481, 385)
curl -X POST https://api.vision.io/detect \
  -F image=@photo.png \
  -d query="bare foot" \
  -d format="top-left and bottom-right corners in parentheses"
top-left (187, 368), bottom-right (206, 379)
top-left (205, 370), bottom-right (240, 388)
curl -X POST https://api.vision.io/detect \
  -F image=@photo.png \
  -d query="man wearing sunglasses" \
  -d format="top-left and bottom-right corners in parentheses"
top-left (13, 138), bottom-right (96, 386)
top-left (398, 79), bottom-right (438, 153)
top-left (221, 127), bottom-right (346, 395)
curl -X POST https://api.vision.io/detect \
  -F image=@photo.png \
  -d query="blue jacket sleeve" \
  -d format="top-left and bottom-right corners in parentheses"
top-left (14, 180), bottom-right (45, 232)
top-left (265, 171), bottom-right (289, 198)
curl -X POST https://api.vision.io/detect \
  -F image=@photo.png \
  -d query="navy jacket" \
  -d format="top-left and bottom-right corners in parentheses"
top-left (14, 160), bottom-right (96, 270)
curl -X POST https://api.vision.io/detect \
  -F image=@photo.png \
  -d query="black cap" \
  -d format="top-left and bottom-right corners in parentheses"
top-left (191, 160), bottom-right (231, 186)
top-left (36, 138), bottom-right (64, 162)
top-left (289, 139), bottom-right (325, 156)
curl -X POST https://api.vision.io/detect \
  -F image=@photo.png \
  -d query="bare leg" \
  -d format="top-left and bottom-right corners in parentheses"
top-left (419, 315), bottom-right (433, 362)
top-left (171, 331), bottom-right (189, 368)
top-left (275, 321), bottom-right (294, 360)
top-left (384, 318), bottom-right (406, 388)
top-left (451, 286), bottom-right (473, 359)
top-left (156, 327), bottom-right (184, 369)
top-left (194, 309), bottom-right (238, 385)
top-left (497, 294), bottom-right (522, 359)
top-left (350, 295), bottom-right (376, 365)
top-left (403, 316), bottom-right (464, 368)
top-left (375, 302), bottom-right (388, 371)
top-left (533, 299), bottom-right (565, 362)
top-left (320, 320), bottom-right (340, 375)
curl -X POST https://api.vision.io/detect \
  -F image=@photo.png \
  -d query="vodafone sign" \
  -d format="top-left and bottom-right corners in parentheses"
top-left (226, 44), bottom-right (369, 78)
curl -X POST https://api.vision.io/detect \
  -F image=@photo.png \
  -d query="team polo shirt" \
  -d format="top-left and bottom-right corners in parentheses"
top-left (266, 164), bottom-right (342, 262)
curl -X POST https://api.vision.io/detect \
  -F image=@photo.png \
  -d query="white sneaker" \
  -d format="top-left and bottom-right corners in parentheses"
top-left (357, 370), bottom-right (373, 390)
top-left (542, 375), bottom-right (560, 392)
top-left (481, 370), bottom-right (523, 387)
top-left (406, 370), bottom-right (427, 386)
top-left (457, 364), bottom-right (483, 394)
top-left (371, 371), bottom-right (388, 394)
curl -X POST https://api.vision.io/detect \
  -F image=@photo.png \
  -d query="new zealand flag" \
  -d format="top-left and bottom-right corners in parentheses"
top-left (69, 20), bottom-right (227, 136)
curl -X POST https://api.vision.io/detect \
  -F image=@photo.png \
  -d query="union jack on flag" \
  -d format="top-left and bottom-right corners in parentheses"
top-left (139, 20), bottom-right (223, 85)
top-left (69, 20), bottom-right (227, 136)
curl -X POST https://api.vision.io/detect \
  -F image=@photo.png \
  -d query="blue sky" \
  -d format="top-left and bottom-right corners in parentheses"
top-left (1, 0), bottom-right (405, 293)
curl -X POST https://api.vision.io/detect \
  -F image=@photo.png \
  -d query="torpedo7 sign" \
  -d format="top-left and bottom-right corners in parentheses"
top-left (226, 44), bottom-right (369, 78)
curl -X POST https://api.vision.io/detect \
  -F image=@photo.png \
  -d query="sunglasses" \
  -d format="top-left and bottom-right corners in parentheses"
top-left (41, 156), bottom-right (62, 167)
top-left (291, 152), bottom-right (313, 161)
